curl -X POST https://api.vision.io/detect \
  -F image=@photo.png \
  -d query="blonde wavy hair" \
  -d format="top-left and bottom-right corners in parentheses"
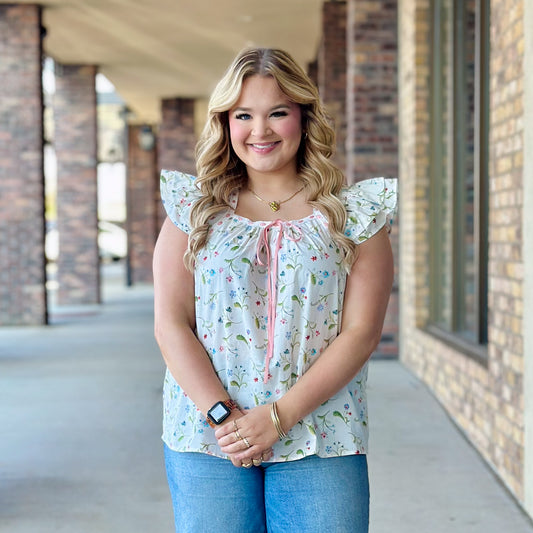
top-left (185, 47), bottom-right (357, 270)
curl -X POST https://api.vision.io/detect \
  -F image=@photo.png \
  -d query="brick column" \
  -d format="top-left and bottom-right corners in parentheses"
top-left (346, 0), bottom-right (400, 358)
top-left (127, 125), bottom-right (158, 284)
top-left (346, 0), bottom-right (398, 182)
top-left (0, 5), bottom-right (47, 325)
top-left (307, 59), bottom-right (318, 87)
top-left (157, 98), bottom-right (196, 228)
top-left (318, 1), bottom-right (347, 173)
top-left (54, 65), bottom-right (100, 305)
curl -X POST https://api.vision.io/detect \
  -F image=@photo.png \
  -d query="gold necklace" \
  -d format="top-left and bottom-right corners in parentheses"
top-left (248, 186), bottom-right (305, 212)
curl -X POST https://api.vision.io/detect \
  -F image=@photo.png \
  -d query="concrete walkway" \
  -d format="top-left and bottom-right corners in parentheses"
top-left (1, 270), bottom-right (532, 532)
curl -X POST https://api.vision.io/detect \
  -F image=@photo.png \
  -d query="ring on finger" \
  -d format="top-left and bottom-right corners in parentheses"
top-left (234, 429), bottom-right (242, 441)
top-left (252, 458), bottom-right (262, 466)
top-left (242, 436), bottom-right (252, 448)
top-left (241, 461), bottom-right (253, 468)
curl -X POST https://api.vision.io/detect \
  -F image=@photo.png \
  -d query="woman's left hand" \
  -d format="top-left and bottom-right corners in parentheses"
top-left (215, 404), bottom-right (279, 466)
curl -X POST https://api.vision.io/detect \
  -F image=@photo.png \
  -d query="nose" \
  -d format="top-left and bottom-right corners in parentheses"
top-left (252, 118), bottom-right (272, 137)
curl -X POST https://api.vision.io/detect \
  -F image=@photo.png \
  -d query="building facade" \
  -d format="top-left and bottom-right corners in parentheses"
top-left (398, 0), bottom-right (533, 516)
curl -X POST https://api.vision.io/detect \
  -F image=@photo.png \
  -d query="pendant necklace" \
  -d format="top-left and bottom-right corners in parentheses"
top-left (248, 185), bottom-right (305, 212)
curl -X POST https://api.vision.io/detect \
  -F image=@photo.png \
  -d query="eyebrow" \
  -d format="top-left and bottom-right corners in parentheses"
top-left (232, 104), bottom-right (292, 113)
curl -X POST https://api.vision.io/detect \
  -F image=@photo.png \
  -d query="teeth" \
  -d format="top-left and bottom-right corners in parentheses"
top-left (252, 142), bottom-right (277, 149)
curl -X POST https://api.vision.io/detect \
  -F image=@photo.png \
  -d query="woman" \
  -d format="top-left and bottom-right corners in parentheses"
top-left (153, 47), bottom-right (396, 532)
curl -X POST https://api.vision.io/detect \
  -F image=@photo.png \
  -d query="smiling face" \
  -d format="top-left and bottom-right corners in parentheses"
top-left (228, 75), bottom-right (303, 181)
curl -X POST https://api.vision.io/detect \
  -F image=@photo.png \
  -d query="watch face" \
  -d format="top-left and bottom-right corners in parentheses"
top-left (208, 401), bottom-right (231, 424)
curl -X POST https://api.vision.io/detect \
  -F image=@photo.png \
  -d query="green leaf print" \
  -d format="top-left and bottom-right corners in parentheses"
top-left (333, 410), bottom-right (349, 424)
top-left (230, 380), bottom-right (239, 388)
top-left (311, 273), bottom-right (317, 285)
top-left (236, 334), bottom-right (249, 345)
top-left (241, 258), bottom-right (252, 265)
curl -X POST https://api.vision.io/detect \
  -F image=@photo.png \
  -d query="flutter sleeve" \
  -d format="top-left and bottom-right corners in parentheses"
top-left (160, 169), bottom-right (202, 234)
top-left (340, 177), bottom-right (398, 242)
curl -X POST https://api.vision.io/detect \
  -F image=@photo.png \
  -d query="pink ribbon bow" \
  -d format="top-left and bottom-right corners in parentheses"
top-left (256, 220), bottom-right (302, 383)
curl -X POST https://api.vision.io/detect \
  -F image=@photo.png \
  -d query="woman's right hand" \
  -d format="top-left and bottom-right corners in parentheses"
top-left (218, 410), bottom-right (273, 468)
top-left (216, 406), bottom-right (276, 468)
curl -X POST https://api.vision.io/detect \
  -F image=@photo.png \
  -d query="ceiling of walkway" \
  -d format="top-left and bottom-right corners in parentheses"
top-left (5, 0), bottom-right (324, 123)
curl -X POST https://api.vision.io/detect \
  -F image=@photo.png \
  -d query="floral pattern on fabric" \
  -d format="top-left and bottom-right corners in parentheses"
top-left (160, 169), bottom-right (397, 461)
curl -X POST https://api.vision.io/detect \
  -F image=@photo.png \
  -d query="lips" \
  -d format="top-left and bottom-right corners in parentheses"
top-left (249, 141), bottom-right (280, 152)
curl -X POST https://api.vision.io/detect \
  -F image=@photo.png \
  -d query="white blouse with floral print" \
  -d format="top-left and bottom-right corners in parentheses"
top-left (160, 170), bottom-right (397, 462)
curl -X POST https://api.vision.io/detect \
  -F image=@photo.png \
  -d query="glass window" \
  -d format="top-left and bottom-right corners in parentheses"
top-left (429, 0), bottom-right (489, 353)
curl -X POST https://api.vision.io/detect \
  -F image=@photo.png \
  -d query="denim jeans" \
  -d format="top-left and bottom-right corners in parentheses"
top-left (164, 445), bottom-right (369, 533)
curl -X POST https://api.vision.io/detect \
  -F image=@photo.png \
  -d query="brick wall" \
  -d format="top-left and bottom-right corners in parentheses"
top-left (318, 1), bottom-right (347, 173)
top-left (54, 64), bottom-right (100, 305)
top-left (486, 0), bottom-right (525, 498)
top-left (346, 0), bottom-right (400, 359)
top-left (157, 97), bottom-right (196, 228)
top-left (127, 125), bottom-right (157, 284)
top-left (346, 0), bottom-right (398, 183)
top-left (0, 4), bottom-right (47, 325)
top-left (399, 0), bottom-right (527, 503)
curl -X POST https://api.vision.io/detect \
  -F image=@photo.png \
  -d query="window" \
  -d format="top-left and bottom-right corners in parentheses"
top-left (429, 0), bottom-right (489, 358)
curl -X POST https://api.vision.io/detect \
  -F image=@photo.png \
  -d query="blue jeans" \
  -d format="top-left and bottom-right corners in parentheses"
top-left (164, 445), bottom-right (369, 533)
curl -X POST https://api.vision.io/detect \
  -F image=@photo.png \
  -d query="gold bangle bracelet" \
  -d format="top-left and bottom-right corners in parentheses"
top-left (270, 401), bottom-right (288, 440)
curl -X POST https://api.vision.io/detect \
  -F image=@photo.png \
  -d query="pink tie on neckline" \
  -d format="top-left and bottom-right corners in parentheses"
top-left (256, 220), bottom-right (302, 383)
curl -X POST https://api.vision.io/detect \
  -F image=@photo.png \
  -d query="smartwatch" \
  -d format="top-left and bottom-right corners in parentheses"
top-left (206, 399), bottom-right (238, 427)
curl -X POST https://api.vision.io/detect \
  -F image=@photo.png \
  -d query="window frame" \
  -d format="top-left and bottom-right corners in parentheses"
top-left (428, 0), bottom-right (489, 364)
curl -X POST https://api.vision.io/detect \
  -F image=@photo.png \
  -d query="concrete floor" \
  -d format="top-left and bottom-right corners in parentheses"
top-left (1, 268), bottom-right (532, 532)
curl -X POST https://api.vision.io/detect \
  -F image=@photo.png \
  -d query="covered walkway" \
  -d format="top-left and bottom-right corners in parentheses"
top-left (1, 268), bottom-right (532, 532)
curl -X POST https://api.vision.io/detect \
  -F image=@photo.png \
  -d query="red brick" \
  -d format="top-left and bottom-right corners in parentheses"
top-left (54, 64), bottom-right (100, 305)
top-left (0, 4), bottom-right (47, 325)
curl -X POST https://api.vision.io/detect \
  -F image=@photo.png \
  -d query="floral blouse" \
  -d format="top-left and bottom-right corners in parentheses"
top-left (160, 169), bottom-right (397, 461)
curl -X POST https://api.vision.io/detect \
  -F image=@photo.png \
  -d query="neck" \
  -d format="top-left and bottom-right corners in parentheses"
top-left (245, 164), bottom-right (301, 193)
top-left (246, 175), bottom-right (302, 197)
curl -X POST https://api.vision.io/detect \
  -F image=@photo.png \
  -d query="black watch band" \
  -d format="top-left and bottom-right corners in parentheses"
top-left (206, 399), bottom-right (238, 427)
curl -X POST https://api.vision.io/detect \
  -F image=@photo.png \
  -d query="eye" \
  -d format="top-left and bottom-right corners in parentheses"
top-left (271, 110), bottom-right (288, 118)
top-left (235, 113), bottom-right (251, 120)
